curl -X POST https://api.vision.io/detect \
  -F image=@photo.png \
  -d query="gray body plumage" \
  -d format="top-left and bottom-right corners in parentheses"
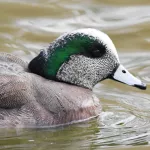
top-left (0, 53), bottom-right (101, 127)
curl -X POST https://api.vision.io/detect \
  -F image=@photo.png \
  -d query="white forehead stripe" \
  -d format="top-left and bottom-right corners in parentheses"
top-left (71, 28), bottom-right (120, 62)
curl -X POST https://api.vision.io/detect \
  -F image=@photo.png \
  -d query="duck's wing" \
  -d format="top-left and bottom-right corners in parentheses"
top-left (0, 53), bottom-right (30, 109)
top-left (0, 75), bottom-right (32, 109)
top-left (0, 53), bottom-right (28, 75)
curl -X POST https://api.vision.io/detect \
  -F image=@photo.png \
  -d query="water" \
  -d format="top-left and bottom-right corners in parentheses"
top-left (0, 0), bottom-right (150, 149)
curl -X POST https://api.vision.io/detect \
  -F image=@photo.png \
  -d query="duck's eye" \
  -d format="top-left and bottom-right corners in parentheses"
top-left (92, 49), bottom-right (103, 57)
top-left (91, 46), bottom-right (106, 57)
top-left (91, 42), bottom-right (107, 58)
top-left (86, 41), bottom-right (106, 58)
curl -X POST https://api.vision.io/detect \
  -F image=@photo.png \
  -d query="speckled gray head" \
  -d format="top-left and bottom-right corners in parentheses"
top-left (29, 28), bottom-right (146, 90)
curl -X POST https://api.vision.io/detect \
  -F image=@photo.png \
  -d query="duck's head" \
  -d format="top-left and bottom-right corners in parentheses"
top-left (29, 28), bottom-right (146, 90)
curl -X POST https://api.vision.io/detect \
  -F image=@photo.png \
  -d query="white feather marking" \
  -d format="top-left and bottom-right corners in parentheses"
top-left (64, 28), bottom-right (120, 62)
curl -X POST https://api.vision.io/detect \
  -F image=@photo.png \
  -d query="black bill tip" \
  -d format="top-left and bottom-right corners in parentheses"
top-left (134, 83), bottom-right (147, 90)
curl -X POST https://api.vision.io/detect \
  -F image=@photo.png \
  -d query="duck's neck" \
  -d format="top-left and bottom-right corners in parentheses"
top-left (28, 50), bottom-right (49, 78)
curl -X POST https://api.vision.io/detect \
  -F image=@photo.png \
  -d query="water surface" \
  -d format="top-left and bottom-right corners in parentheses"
top-left (0, 0), bottom-right (150, 150)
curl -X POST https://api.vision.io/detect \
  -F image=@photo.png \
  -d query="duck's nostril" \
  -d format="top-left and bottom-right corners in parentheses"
top-left (122, 70), bottom-right (126, 73)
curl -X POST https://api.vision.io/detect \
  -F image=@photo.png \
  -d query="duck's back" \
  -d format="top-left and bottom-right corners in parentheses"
top-left (0, 53), bottom-right (101, 127)
top-left (0, 53), bottom-right (29, 107)
top-left (0, 53), bottom-right (28, 75)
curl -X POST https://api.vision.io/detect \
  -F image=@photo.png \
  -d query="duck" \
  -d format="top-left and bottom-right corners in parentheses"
top-left (0, 28), bottom-right (146, 128)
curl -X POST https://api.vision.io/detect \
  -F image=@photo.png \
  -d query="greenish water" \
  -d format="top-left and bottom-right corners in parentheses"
top-left (0, 0), bottom-right (150, 150)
